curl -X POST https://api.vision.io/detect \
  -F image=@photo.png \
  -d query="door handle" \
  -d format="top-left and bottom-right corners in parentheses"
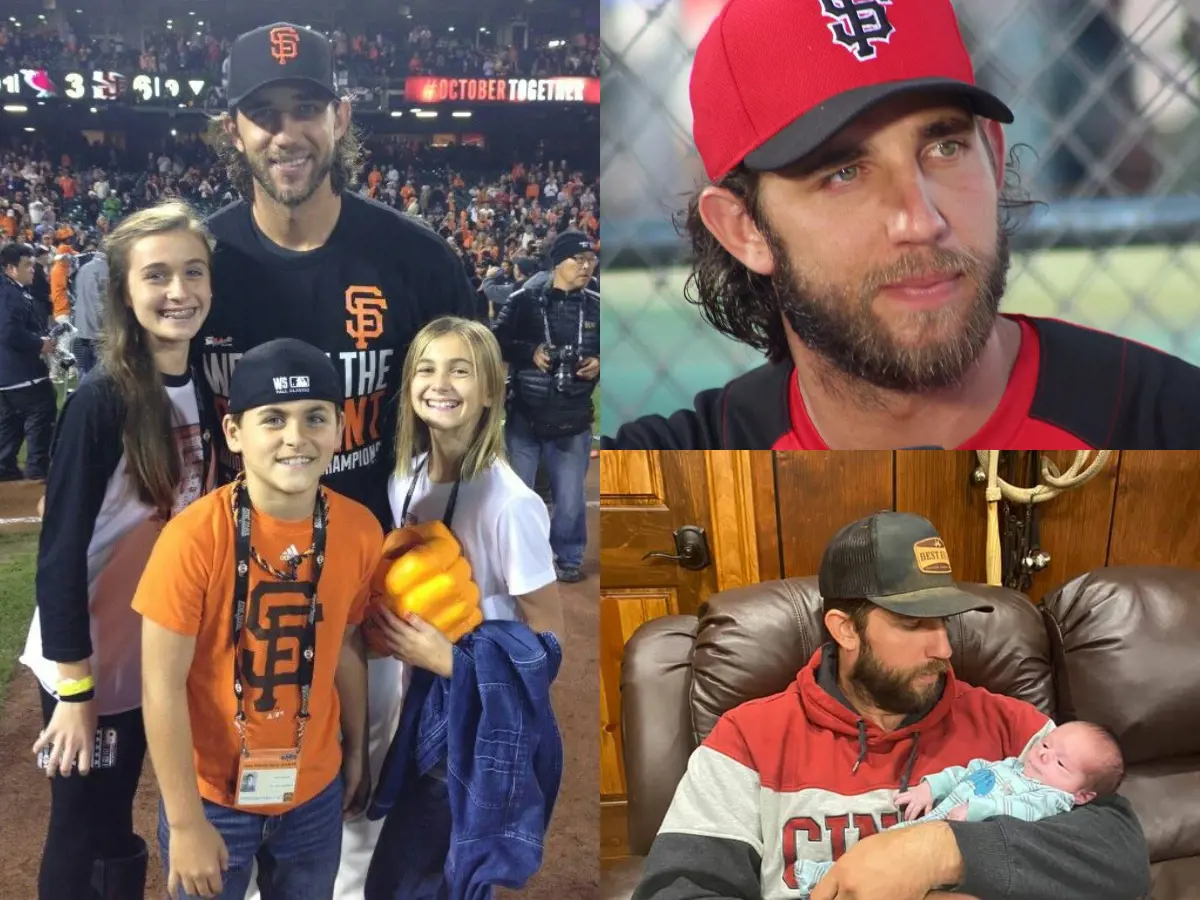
top-left (642, 525), bottom-right (711, 571)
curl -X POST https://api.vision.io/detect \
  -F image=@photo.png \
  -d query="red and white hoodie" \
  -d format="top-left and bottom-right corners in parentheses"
top-left (652, 645), bottom-right (1053, 900)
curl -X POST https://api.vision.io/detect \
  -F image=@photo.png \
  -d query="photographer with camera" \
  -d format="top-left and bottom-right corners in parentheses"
top-left (0, 242), bottom-right (57, 482)
top-left (493, 230), bottom-right (599, 583)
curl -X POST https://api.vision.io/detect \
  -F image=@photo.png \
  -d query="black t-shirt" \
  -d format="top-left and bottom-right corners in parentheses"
top-left (195, 190), bottom-right (479, 527)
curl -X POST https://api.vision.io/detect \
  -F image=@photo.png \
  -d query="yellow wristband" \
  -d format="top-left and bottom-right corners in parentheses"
top-left (57, 675), bottom-right (95, 697)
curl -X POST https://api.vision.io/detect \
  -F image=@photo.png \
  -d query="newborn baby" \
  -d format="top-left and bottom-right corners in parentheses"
top-left (794, 721), bottom-right (1125, 896)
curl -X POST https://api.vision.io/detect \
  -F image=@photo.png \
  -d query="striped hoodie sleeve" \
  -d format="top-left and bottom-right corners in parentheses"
top-left (633, 715), bottom-right (765, 900)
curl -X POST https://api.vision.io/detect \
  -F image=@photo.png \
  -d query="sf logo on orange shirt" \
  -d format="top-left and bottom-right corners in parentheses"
top-left (345, 286), bottom-right (388, 350)
top-left (270, 26), bottom-right (300, 65)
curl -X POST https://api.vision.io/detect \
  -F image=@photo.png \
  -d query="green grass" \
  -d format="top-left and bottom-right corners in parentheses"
top-left (0, 531), bottom-right (39, 714)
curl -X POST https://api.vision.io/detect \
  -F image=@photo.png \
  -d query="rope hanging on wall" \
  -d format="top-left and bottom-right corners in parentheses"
top-left (978, 451), bottom-right (1114, 586)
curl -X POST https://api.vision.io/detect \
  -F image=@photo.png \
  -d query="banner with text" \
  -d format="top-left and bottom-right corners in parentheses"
top-left (403, 76), bottom-right (599, 105)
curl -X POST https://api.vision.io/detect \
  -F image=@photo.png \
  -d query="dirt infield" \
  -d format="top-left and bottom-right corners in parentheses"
top-left (0, 473), bottom-right (599, 899)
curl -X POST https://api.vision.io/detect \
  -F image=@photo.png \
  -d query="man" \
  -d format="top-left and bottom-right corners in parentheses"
top-left (196, 23), bottom-right (478, 900)
top-left (197, 22), bottom-right (479, 530)
top-left (493, 231), bottom-right (598, 583)
top-left (0, 243), bottom-right (56, 482)
top-left (71, 250), bottom-right (107, 376)
top-left (29, 244), bottom-right (53, 325)
top-left (603, 0), bottom-right (1200, 450)
top-left (482, 255), bottom-right (538, 321)
top-left (633, 511), bottom-right (1150, 900)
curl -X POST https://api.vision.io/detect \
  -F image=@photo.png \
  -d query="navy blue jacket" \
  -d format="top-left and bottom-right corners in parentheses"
top-left (0, 274), bottom-right (50, 388)
top-left (366, 621), bottom-right (563, 900)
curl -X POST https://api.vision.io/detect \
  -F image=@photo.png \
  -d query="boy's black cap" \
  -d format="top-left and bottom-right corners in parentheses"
top-left (227, 22), bottom-right (337, 111)
top-left (229, 338), bottom-right (342, 414)
top-left (819, 512), bottom-right (994, 618)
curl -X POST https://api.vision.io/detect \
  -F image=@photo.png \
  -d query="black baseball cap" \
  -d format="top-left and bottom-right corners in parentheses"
top-left (819, 512), bottom-right (993, 618)
top-left (548, 231), bottom-right (595, 268)
top-left (227, 23), bottom-right (338, 111)
top-left (229, 339), bottom-right (343, 415)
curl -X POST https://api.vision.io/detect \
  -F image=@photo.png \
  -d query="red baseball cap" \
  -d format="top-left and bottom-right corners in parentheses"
top-left (690, 0), bottom-right (1014, 182)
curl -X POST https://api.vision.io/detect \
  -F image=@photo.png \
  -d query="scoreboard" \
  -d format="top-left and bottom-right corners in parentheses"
top-left (0, 69), bottom-right (211, 105)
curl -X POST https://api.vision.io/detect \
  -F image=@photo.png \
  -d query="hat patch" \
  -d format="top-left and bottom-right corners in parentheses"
top-left (819, 0), bottom-right (896, 62)
top-left (913, 537), bottom-right (951, 574)
top-left (272, 375), bottom-right (310, 393)
top-left (270, 26), bottom-right (300, 66)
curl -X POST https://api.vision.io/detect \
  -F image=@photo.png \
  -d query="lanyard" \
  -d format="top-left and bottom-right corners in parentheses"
top-left (231, 479), bottom-right (327, 750)
top-left (542, 292), bottom-right (586, 350)
top-left (399, 454), bottom-right (461, 529)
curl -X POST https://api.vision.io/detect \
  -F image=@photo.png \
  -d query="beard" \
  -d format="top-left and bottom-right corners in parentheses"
top-left (766, 224), bottom-right (1011, 392)
top-left (246, 143), bottom-right (335, 208)
top-left (848, 636), bottom-right (949, 716)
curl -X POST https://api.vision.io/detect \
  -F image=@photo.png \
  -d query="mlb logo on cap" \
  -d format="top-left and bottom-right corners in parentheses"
top-left (290, 376), bottom-right (310, 389)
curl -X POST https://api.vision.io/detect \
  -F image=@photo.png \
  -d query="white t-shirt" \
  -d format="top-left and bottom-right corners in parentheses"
top-left (21, 378), bottom-right (203, 716)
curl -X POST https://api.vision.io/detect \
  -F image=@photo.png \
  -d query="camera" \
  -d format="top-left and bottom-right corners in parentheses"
top-left (545, 344), bottom-right (580, 392)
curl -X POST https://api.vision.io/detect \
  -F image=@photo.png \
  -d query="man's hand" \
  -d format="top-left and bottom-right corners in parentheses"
top-left (167, 819), bottom-right (228, 899)
top-left (895, 781), bottom-right (934, 821)
top-left (533, 345), bottom-right (551, 372)
top-left (810, 822), bottom-right (963, 900)
top-left (41, 338), bottom-right (55, 355)
top-left (576, 356), bottom-right (599, 380)
top-left (341, 742), bottom-right (371, 820)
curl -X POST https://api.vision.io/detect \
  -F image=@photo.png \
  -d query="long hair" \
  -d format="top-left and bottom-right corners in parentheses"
top-left (393, 317), bottom-right (507, 482)
top-left (99, 200), bottom-right (213, 518)
top-left (205, 100), bottom-right (364, 200)
top-left (676, 132), bottom-right (1040, 364)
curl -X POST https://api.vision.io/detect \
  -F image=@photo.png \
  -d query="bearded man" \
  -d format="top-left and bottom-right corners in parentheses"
top-left (632, 511), bottom-right (1150, 900)
top-left (601, 0), bottom-right (1200, 450)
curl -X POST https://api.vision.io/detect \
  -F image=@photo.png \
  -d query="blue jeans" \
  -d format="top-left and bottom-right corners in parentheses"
top-left (505, 412), bottom-right (590, 569)
top-left (157, 775), bottom-right (343, 900)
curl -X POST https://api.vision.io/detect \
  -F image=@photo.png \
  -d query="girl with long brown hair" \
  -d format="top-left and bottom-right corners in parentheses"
top-left (19, 199), bottom-right (216, 900)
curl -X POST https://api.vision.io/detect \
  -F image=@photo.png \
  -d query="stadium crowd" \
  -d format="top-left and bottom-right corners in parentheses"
top-left (0, 22), bottom-right (599, 80)
top-left (1, 132), bottom-right (599, 314)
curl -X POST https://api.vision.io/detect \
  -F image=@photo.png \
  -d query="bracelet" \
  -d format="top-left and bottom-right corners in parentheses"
top-left (58, 688), bottom-right (95, 704)
top-left (57, 675), bottom-right (95, 698)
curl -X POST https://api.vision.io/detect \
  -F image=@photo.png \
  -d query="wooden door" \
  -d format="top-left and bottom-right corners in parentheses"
top-left (599, 450), bottom-right (774, 858)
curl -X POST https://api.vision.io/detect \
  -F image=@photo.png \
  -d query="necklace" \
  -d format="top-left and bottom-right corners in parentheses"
top-left (230, 475), bottom-right (329, 582)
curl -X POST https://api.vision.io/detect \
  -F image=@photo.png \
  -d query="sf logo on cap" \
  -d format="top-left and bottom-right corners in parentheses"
top-left (820, 0), bottom-right (895, 62)
top-left (270, 26), bottom-right (300, 65)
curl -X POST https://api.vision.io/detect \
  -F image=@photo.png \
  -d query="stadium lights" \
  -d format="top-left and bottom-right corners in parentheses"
top-left (452, 111), bottom-right (471, 118)
top-left (390, 111), bottom-right (403, 117)
top-left (3, 104), bottom-right (28, 113)
top-left (448, 26), bottom-right (455, 32)
top-left (23, 127), bottom-right (34, 132)
top-left (198, 20), bottom-right (204, 25)
top-left (415, 111), bottom-right (437, 118)
top-left (171, 129), bottom-right (177, 136)
top-left (89, 107), bottom-right (97, 113)
top-left (547, 40), bottom-right (564, 49)
top-left (410, 108), bottom-right (423, 114)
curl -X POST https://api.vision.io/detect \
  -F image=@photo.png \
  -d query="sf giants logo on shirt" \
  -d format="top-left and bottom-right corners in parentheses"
top-left (819, 0), bottom-right (895, 61)
top-left (345, 286), bottom-right (388, 350)
top-left (780, 811), bottom-right (901, 890)
top-left (270, 26), bottom-right (300, 65)
top-left (241, 582), bottom-right (325, 712)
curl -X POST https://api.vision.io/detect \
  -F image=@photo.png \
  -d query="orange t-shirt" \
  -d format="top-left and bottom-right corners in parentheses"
top-left (133, 483), bottom-right (382, 815)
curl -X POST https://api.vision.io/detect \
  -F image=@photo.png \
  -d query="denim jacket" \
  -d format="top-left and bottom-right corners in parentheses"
top-left (367, 620), bottom-right (563, 900)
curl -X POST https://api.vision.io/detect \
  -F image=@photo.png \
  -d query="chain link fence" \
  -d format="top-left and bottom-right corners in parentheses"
top-left (599, 0), bottom-right (1200, 431)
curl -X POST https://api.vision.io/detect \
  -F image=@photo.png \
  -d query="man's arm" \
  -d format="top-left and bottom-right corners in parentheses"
top-left (632, 729), bottom-right (764, 900)
top-left (945, 793), bottom-right (1149, 900)
top-left (491, 289), bottom-right (539, 367)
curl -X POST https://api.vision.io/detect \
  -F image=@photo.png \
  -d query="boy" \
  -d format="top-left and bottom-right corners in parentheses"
top-left (135, 338), bottom-right (380, 900)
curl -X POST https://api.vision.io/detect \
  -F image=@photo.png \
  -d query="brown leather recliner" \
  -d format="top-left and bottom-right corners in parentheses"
top-left (602, 566), bottom-right (1200, 900)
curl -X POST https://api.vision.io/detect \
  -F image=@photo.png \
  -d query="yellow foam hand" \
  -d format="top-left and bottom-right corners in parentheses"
top-left (371, 521), bottom-right (482, 642)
